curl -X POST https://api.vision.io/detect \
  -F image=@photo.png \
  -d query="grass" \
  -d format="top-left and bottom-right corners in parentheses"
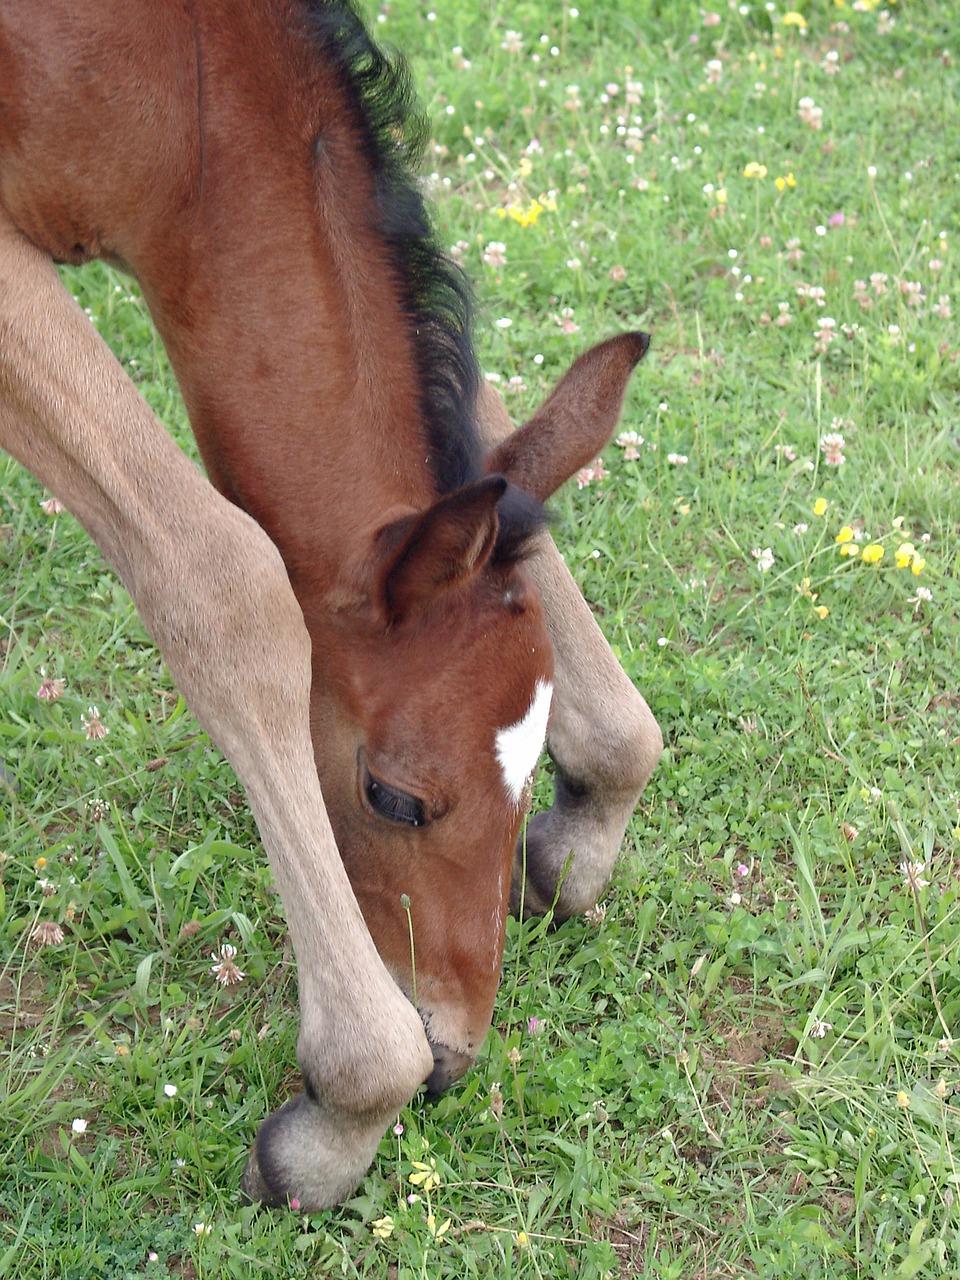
top-left (2, 0), bottom-right (959, 1276)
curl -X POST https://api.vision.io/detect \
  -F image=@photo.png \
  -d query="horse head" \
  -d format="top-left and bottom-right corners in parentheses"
top-left (307, 332), bottom-right (650, 1091)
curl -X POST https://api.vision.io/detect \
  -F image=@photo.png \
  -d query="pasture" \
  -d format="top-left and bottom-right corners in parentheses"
top-left (1, 0), bottom-right (958, 1275)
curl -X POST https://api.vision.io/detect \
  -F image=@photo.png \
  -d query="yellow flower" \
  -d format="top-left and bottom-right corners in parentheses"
top-left (894, 542), bottom-right (916, 568)
top-left (896, 1090), bottom-right (910, 1109)
top-left (911, 556), bottom-right (926, 575)
top-left (504, 199), bottom-right (545, 227)
top-left (814, 605), bottom-right (829, 619)
top-left (840, 543), bottom-right (860, 558)
top-left (715, 187), bottom-right (728, 205)
top-left (35, 856), bottom-right (48, 870)
top-left (426, 1215), bottom-right (451, 1239)
top-left (517, 1231), bottom-right (530, 1249)
top-left (835, 526), bottom-right (855, 544)
top-left (812, 497), bottom-right (828, 516)
top-left (775, 173), bottom-right (797, 191)
top-left (743, 162), bottom-right (768, 179)
top-left (408, 1159), bottom-right (440, 1191)
top-left (861, 543), bottom-right (885, 564)
top-left (782, 11), bottom-right (808, 26)
top-left (372, 1216), bottom-right (395, 1240)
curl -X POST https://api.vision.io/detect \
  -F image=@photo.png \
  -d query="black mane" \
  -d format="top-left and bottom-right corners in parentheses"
top-left (301, 0), bottom-right (483, 497)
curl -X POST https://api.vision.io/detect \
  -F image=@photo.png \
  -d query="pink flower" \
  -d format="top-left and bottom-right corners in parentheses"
top-left (32, 921), bottom-right (65, 947)
top-left (556, 307), bottom-right (580, 334)
top-left (820, 431), bottom-right (846, 465)
top-left (210, 942), bottom-right (246, 987)
top-left (37, 673), bottom-right (66, 702)
top-left (527, 1016), bottom-right (543, 1034)
top-left (482, 241), bottom-right (507, 269)
top-left (81, 706), bottom-right (109, 740)
top-left (828, 211), bottom-right (845, 228)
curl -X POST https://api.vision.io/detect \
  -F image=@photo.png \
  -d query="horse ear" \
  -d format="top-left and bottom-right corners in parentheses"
top-left (485, 332), bottom-right (650, 501)
top-left (374, 474), bottom-right (508, 621)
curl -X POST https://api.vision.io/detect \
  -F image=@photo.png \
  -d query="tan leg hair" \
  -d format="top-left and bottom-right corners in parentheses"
top-left (0, 210), bottom-right (432, 1209)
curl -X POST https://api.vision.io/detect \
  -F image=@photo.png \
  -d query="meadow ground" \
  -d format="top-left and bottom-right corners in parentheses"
top-left (1, 0), bottom-right (959, 1276)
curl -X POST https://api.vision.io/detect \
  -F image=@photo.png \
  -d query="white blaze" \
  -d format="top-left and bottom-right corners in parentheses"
top-left (495, 679), bottom-right (553, 806)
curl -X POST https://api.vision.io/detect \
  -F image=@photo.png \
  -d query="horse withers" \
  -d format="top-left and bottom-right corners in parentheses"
top-left (0, 0), bottom-right (661, 1209)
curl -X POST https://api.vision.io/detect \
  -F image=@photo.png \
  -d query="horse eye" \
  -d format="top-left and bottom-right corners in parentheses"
top-left (365, 772), bottom-right (426, 827)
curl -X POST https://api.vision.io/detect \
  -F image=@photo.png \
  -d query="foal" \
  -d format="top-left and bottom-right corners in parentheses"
top-left (0, 0), bottom-right (661, 1208)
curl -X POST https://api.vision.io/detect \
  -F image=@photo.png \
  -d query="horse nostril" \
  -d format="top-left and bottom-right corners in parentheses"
top-left (424, 1041), bottom-right (474, 1095)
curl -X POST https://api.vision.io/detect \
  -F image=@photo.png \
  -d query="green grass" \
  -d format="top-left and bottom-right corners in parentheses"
top-left (2, 0), bottom-right (959, 1276)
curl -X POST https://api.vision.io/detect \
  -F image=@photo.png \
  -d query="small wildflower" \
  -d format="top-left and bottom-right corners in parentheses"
top-left (40, 496), bottom-right (65, 515)
top-left (609, 264), bottom-right (627, 283)
top-left (752, 547), bottom-right (775, 572)
top-left (742, 161), bottom-right (768, 179)
top-left (584, 902), bottom-right (607, 926)
top-left (810, 1017), bottom-right (833, 1038)
top-left (482, 241), bottom-right (507, 269)
top-left (210, 942), bottom-right (246, 987)
top-left (900, 861), bottom-right (930, 889)
top-left (728, 891), bottom-right (742, 906)
top-left (71, 1117), bottom-right (88, 1135)
top-left (910, 556), bottom-right (926, 576)
top-left (500, 30), bottom-right (524, 53)
top-left (393, 1121), bottom-right (404, 1136)
top-left (704, 58), bottom-right (724, 85)
top-left (774, 173), bottom-right (797, 192)
top-left (163, 1084), bottom-right (178, 1098)
top-left (81, 706), bottom-right (109, 740)
top-left (193, 1222), bottom-right (211, 1237)
top-left (812, 497), bottom-right (828, 516)
top-left (36, 672), bottom-right (66, 702)
top-left (782, 11), bottom-right (808, 27)
top-left (798, 96), bottom-right (823, 129)
top-left (31, 921), bottom-right (65, 947)
top-left (666, 452), bottom-right (689, 466)
top-left (934, 1078), bottom-right (949, 1100)
top-left (517, 1230), bottom-right (530, 1249)
top-left (908, 586), bottom-right (933, 611)
top-left (408, 1158), bottom-right (441, 1191)
top-left (836, 526), bottom-right (855, 544)
top-left (527, 1015), bottom-right (544, 1035)
top-left (372, 1215), bottom-right (395, 1240)
top-left (895, 542), bottom-right (917, 568)
top-left (556, 306), bottom-right (579, 334)
top-left (896, 1090), bottom-right (910, 1109)
top-left (737, 863), bottom-right (749, 877)
top-left (828, 211), bottom-right (845, 227)
top-left (841, 822), bottom-right (859, 842)
top-left (861, 543), bottom-right (885, 564)
top-left (938, 1036), bottom-right (954, 1053)
top-left (489, 1081), bottom-right (504, 1118)
top-left (813, 605), bottom-right (829, 619)
top-left (820, 431), bottom-right (846, 465)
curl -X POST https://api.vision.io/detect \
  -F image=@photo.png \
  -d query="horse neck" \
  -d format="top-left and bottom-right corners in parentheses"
top-left (131, 4), bottom-right (440, 596)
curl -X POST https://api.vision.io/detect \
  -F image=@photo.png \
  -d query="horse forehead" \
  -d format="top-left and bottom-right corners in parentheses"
top-left (494, 679), bottom-right (553, 805)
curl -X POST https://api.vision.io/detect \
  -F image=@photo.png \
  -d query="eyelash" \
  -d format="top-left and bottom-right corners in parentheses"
top-left (365, 772), bottom-right (426, 828)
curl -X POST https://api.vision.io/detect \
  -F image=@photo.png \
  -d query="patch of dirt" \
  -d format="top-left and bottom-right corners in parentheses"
top-left (0, 970), bottom-right (50, 1033)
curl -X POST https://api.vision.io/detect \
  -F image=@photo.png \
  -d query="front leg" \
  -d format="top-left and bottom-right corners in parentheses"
top-left (0, 212), bottom-right (432, 1209)
top-left (477, 381), bottom-right (662, 918)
